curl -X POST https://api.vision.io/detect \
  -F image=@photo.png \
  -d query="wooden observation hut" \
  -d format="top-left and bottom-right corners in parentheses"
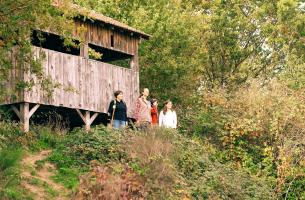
top-left (1, 4), bottom-right (150, 132)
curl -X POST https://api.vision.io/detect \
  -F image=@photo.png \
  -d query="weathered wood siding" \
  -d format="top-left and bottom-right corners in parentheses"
top-left (20, 47), bottom-right (139, 116)
top-left (73, 20), bottom-right (139, 56)
top-left (3, 50), bottom-right (25, 104)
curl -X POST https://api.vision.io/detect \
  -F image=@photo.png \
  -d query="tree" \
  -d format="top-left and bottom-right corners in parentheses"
top-left (74, 0), bottom-right (305, 107)
top-left (0, 0), bottom-right (75, 100)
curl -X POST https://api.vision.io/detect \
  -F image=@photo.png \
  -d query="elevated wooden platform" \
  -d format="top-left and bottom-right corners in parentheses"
top-left (3, 47), bottom-right (140, 131)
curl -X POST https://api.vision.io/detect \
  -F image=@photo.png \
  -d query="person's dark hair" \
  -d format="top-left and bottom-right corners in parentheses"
top-left (151, 98), bottom-right (158, 106)
top-left (162, 100), bottom-right (173, 115)
top-left (114, 90), bottom-right (123, 98)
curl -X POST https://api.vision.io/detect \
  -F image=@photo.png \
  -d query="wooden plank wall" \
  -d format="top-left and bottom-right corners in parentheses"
top-left (73, 21), bottom-right (139, 56)
top-left (22, 47), bottom-right (139, 116)
top-left (2, 49), bottom-right (25, 104)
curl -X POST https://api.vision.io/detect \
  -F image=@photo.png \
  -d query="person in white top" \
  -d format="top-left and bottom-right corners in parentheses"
top-left (159, 100), bottom-right (177, 129)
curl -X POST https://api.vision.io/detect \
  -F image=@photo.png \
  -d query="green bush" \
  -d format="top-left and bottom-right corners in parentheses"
top-left (49, 126), bottom-right (126, 168)
top-left (0, 147), bottom-right (27, 200)
top-left (52, 167), bottom-right (80, 190)
top-left (29, 126), bottom-right (62, 151)
top-left (0, 122), bottom-right (24, 149)
top-left (0, 147), bottom-right (22, 172)
top-left (187, 79), bottom-right (305, 198)
top-left (0, 106), bottom-right (13, 122)
top-left (172, 134), bottom-right (274, 199)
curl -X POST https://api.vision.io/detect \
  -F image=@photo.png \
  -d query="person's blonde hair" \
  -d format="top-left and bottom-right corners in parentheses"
top-left (139, 88), bottom-right (149, 97)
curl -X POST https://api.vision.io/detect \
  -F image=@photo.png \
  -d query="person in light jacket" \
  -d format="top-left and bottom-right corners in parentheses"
top-left (159, 100), bottom-right (177, 129)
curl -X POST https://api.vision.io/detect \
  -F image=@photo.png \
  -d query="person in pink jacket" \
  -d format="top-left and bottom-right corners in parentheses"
top-left (133, 88), bottom-right (151, 130)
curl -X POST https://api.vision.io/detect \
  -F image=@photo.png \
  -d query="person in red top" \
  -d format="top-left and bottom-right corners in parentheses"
top-left (150, 99), bottom-right (158, 125)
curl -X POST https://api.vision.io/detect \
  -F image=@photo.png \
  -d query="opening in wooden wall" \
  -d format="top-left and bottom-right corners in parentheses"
top-left (110, 34), bottom-right (114, 48)
top-left (31, 30), bottom-right (80, 56)
top-left (88, 43), bottom-right (132, 68)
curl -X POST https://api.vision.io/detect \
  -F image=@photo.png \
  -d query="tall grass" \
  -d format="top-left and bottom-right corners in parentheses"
top-left (0, 147), bottom-right (22, 171)
top-left (0, 147), bottom-right (25, 200)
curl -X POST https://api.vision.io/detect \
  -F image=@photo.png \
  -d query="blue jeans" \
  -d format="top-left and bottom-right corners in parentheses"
top-left (113, 120), bottom-right (127, 129)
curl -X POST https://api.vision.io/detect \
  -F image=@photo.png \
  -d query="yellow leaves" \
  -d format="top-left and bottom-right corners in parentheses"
top-left (176, 189), bottom-right (191, 200)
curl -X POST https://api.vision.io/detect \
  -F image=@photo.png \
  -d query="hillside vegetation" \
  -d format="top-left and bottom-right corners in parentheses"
top-left (0, 0), bottom-right (305, 199)
top-left (0, 81), bottom-right (304, 199)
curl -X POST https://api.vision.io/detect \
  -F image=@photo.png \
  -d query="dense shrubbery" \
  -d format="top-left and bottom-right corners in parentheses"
top-left (48, 126), bottom-right (275, 199)
top-left (1, 88), bottom-right (304, 199)
top-left (49, 126), bottom-right (126, 167)
top-left (0, 147), bottom-right (28, 199)
top-left (180, 79), bottom-right (305, 199)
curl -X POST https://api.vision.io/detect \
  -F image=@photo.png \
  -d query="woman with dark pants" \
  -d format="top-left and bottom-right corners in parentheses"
top-left (108, 90), bottom-right (127, 129)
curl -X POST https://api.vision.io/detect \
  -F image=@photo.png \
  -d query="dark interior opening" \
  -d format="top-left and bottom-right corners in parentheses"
top-left (110, 34), bottom-right (114, 48)
top-left (1, 104), bottom-right (135, 131)
top-left (88, 43), bottom-right (132, 68)
top-left (31, 30), bottom-right (80, 56)
top-left (31, 30), bottom-right (133, 68)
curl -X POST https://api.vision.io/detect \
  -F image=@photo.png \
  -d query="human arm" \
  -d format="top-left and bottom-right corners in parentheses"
top-left (124, 101), bottom-right (128, 122)
top-left (159, 111), bottom-right (164, 127)
top-left (133, 98), bottom-right (141, 122)
top-left (107, 100), bottom-right (114, 116)
top-left (173, 111), bottom-right (177, 128)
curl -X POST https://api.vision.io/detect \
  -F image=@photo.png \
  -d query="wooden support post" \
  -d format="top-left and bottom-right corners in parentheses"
top-left (20, 103), bottom-right (29, 132)
top-left (130, 54), bottom-right (139, 71)
top-left (85, 111), bottom-right (90, 131)
top-left (130, 56), bottom-right (135, 70)
top-left (80, 43), bottom-right (89, 59)
top-left (76, 109), bottom-right (99, 131)
top-left (11, 103), bottom-right (40, 132)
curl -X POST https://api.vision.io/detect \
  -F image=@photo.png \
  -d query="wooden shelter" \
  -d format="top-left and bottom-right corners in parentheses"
top-left (1, 4), bottom-right (150, 132)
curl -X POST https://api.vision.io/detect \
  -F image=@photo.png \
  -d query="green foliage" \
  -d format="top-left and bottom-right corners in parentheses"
top-left (74, 0), bottom-right (305, 108)
top-left (0, 0), bottom-right (76, 101)
top-left (47, 126), bottom-right (127, 191)
top-left (0, 106), bottom-right (14, 122)
top-left (189, 79), bottom-right (305, 198)
top-left (28, 126), bottom-right (62, 152)
top-left (0, 147), bottom-right (22, 172)
top-left (0, 122), bottom-right (24, 149)
top-left (48, 126), bottom-right (126, 168)
top-left (0, 147), bottom-right (29, 200)
top-left (281, 175), bottom-right (305, 200)
top-left (52, 167), bottom-right (79, 190)
top-left (123, 128), bottom-right (180, 199)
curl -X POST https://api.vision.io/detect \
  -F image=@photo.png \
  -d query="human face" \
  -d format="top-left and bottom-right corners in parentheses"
top-left (153, 101), bottom-right (158, 106)
top-left (116, 93), bottom-right (123, 101)
top-left (166, 101), bottom-right (172, 110)
top-left (143, 88), bottom-right (149, 97)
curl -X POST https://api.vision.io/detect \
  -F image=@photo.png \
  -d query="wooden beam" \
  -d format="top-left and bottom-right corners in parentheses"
top-left (11, 105), bottom-right (21, 119)
top-left (29, 104), bottom-right (40, 118)
top-left (80, 43), bottom-right (89, 59)
top-left (85, 111), bottom-right (90, 131)
top-left (20, 103), bottom-right (30, 132)
top-left (11, 103), bottom-right (39, 132)
top-left (76, 109), bottom-right (86, 123)
top-left (130, 54), bottom-right (138, 71)
top-left (76, 109), bottom-right (99, 131)
top-left (89, 112), bottom-right (99, 125)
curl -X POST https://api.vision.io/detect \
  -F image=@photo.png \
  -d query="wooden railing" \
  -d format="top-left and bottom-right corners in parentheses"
top-left (21, 47), bottom-right (139, 115)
